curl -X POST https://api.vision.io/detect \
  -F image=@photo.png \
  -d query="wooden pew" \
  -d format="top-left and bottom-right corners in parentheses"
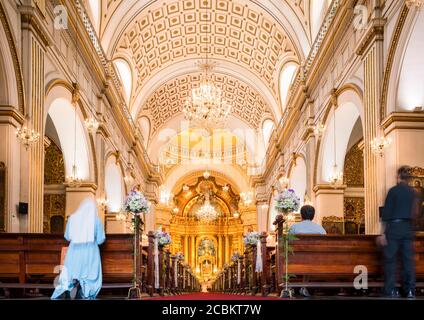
top-left (273, 233), bottom-right (424, 294)
top-left (0, 233), bottom-right (147, 297)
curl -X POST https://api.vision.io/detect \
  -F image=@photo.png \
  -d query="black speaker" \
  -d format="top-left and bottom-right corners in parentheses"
top-left (18, 202), bottom-right (28, 214)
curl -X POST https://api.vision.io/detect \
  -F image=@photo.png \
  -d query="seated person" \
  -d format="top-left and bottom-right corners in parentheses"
top-left (288, 205), bottom-right (326, 298)
top-left (289, 205), bottom-right (327, 235)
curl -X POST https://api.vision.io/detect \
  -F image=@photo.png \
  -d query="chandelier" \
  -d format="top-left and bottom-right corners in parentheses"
top-left (66, 164), bottom-right (83, 188)
top-left (329, 164), bottom-right (343, 187)
top-left (406, 0), bottom-right (424, 9)
top-left (183, 4), bottom-right (231, 128)
top-left (196, 192), bottom-right (218, 222)
top-left (183, 64), bottom-right (231, 128)
top-left (328, 104), bottom-right (343, 188)
top-left (16, 125), bottom-right (40, 150)
top-left (370, 136), bottom-right (392, 157)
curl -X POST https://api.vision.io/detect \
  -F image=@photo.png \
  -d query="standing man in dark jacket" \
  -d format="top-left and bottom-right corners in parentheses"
top-left (381, 166), bottom-right (419, 298)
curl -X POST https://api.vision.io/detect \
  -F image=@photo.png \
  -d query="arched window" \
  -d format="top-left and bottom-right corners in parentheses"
top-left (114, 59), bottom-right (132, 104)
top-left (279, 63), bottom-right (298, 112)
top-left (262, 119), bottom-right (275, 151)
top-left (105, 158), bottom-right (124, 213)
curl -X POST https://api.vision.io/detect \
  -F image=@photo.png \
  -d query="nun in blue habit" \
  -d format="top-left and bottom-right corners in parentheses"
top-left (51, 198), bottom-right (106, 299)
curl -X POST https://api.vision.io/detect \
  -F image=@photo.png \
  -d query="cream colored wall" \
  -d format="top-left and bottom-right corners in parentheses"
top-left (385, 127), bottom-right (424, 189)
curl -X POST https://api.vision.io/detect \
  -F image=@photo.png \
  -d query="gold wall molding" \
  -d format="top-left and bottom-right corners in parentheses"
top-left (0, 2), bottom-right (26, 114)
top-left (0, 106), bottom-right (25, 126)
top-left (381, 5), bottom-right (410, 122)
top-left (382, 112), bottom-right (424, 134)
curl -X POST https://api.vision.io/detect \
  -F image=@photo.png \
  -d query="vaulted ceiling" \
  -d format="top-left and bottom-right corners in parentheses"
top-left (84, 0), bottom-right (329, 154)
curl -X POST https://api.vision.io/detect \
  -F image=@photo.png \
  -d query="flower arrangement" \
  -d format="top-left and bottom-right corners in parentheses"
top-left (274, 189), bottom-right (300, 215)
top-left (124, 188), bottom-right (150, 216)
top-left (176, 252), bottom-right (184, 260)
top-left (231, 252), bottom-right (240, 262)
top-left (243, 231), bottom-right (260, 246)
top-left (155, 229), bottom-right (172, 246)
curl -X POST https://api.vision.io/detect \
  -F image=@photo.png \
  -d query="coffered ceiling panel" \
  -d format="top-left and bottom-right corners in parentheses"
top-left (114, 0), bottom-right (298, 102)
top-left (139, 72), bottom-right (273, 133)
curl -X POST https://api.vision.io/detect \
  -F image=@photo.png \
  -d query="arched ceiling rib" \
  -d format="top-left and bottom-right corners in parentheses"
top-left (139, 72), bottom-right (273, 134)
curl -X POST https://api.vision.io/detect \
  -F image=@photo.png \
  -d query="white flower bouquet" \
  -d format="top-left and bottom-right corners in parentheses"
top-left (231, 252), bottom-right (240, 262)
top-left (243, 231), bottom-right (260, 246)
top-left (274, 188), bottom-right (300, 215)
top-left (124, 189), bottom-right (149, 216)
top-left (155, 230), bottom-right (172, 246)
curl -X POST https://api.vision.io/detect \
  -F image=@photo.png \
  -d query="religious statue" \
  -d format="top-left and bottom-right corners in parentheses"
top-left (198, 238), bottom-right (215, 257)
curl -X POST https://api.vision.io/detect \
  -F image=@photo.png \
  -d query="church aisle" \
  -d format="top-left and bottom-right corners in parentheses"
top-left (147, 293), bottom-right (280, 300)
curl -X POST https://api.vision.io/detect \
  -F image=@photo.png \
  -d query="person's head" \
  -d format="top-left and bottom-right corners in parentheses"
top-left (414, 180), bottom-right (421, 187)
top-left (397, 166), bottom-right (411, 183)
top-left (300, 205), bottom-right (315, 221)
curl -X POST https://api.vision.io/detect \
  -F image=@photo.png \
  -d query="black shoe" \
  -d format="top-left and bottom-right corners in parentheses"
top-left (406, 290), bottom-right (415, 299)
top-left (384, 289), bottom-right (400, 298)
top-left (299, 287), bottom-right (311, 297)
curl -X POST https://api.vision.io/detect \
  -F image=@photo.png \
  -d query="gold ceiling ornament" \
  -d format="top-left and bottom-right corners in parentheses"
top-left (195, 190), bottom-right (218, 223)
top-left (370, 135), bottom-right (392, 157)
top-left (406, 0), bottom-right (424, 9)
top-left (15, 124), bottom-right (40, 150)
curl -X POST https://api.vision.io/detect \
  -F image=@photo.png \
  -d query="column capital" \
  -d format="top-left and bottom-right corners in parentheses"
top-left (355, 18), bottom-right (386, 56)
top-left (19, 4), bottom-right (51, 48)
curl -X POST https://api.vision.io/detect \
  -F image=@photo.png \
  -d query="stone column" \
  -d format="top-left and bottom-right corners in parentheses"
top-left (217, 234), bottom-right (222, 268)
top-left (225, 235), bottom-right (230, 264)
top-left (65, 184), bottom-right (97, 216)
top-left (0, 109), bottom-right (24, 232)
top-left (190, 235), bottom-right (195, 266)
top-left (255, 201), bottom-right (269, 233)
top-left (20, 5), bottom-right (50, 233)
top-left (313, 185), bottom-right (346, 223)
top-left (356, 14), bottom-right (386, 234)
top-left (184, 235), bottom-right (189, 263)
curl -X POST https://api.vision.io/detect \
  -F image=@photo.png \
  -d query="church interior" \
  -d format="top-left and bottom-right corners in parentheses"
top-left (0, 0), bottom-right (424, 300)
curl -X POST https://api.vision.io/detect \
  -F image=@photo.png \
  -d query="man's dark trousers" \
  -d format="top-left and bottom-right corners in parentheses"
top-left (384, 220), bottom-right (415, 295)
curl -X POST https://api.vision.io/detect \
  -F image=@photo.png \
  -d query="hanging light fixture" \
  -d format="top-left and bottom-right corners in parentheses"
top-left (183, 4), bottom-right (231, 129)
top-left (327, 20), bottom-right (342, 188)
top-left (370, 135), bottom-right (392, 157)
top-left (196, 191), bottom-right (218, 222)
top-left (16, 125), bottom-right (40, 150)
top-left (328, 105), bottom-right (343, 187)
